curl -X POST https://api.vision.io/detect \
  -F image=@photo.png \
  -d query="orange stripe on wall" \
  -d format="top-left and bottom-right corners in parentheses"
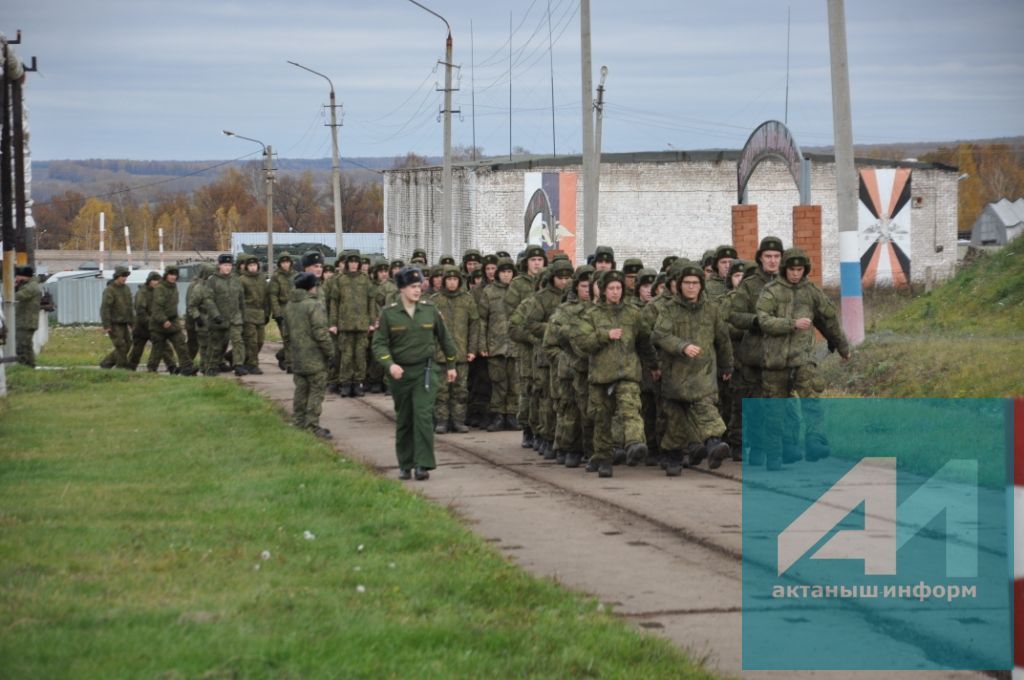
top-left (860, 168), bottom-right (882, 217)
top-left (559, 172), bottom-right (578, 264)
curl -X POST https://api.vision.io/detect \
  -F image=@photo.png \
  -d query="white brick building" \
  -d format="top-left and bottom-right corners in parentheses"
top-left (383, 151), bottom-right (959, 286)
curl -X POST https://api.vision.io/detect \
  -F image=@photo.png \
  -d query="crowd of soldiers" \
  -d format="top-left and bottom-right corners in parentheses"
top-left (95, 235), bottom-right (850, 477)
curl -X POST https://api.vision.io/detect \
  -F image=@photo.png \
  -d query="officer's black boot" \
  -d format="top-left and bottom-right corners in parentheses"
top-left (414, 467), bottom-right (430, 481)
top-left (564, 451), bottom-right (582, 468)
top-left (805, 434), bottom-right (831, 462)
top-left (504, 415), bottom-right (520, 430)
top-left (706, 437), bottom-right (731, 470)
top-left (398, 468), bottom-right (412, 480)
top-left (625, 442), bottom-right (648, 467)
top-left (486, 413), bottom-right (505, 432)
top-left (664, 450), bottom-right (684, 477)
top-left (521, 427), bottom-right (534, 449)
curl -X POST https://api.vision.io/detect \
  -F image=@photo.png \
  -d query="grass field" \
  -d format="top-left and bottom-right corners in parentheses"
top-left (0, 350), bottom-right (714, 678)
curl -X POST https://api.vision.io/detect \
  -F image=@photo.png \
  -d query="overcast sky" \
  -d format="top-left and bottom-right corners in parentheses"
top-left (6, 0), bottom-right (1024, 161)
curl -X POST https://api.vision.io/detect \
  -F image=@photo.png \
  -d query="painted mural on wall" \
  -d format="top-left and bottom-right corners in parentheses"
top-left (524, 171), bottom-right (577, 257)
top-left (858, 168), bottom-right (912, 287)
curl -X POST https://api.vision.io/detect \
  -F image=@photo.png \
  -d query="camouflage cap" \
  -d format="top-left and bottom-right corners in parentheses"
top-left (782, 248), bottom-right (812, 276)
top-left (637, 267), bottom-right (658, 286)
top-left (294, 272), bottom-right (318, 291)
top-left (675, 261), bottom-right (705, 286)
top-left (371, 257), bottom-right (390, 272)
top-left (390, 258), bottom-right (405, 269)
top-left (217, 253), bottom-right (233, 265)
top-left (323, 263), bottom-right (336, 273)
top-left (713, 244), bottom-right (738, 265)
top-left (572, 264), bottom-right (595, 286)
top-left (727, 259), bottom-right (754, 289)
top-left (113, 266), bottom-right (130, 278)
top-left (438, 254), bottom-right (456, 266)
top-left (756, 236), bottom-right (785, 265)
top-left (462, 249), bottom-right (482, 263)
top-left (622, 258), bottom-right (644, 274)
top-left (495, 256), bottom-right (516, 272)
top-left (661, 255), bottom-right (679, 272)
top-left (594, 245), bottom-right (616, 264)
top-left (700, 249), bottom-right (716, 268)
top-left (360, 256), bottom-right (371, 266)
top-left (524, 245), bottom-right (547, 261)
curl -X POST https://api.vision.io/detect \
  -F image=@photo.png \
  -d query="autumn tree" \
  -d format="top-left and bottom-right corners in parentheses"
top-left (62, 198), bottom-right (117, 250)
top-left (33, 190), bottom-right (86, 248)
top-left (274, 171), bottom-right (324, 232)
top-left (190, 168), bottom-right (258, 249)
top-left (212, 205), bottom-right (242, 251)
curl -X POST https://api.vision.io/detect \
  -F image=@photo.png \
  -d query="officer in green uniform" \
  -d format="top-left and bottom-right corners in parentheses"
top-left (13, 266), bottom-right (42, 367)
top-left (372, 267), bottom-right (458, 481)
top-left (286, 272), bottom-right (334, 439)
top-left (100, 266), bottom-right (135, 369)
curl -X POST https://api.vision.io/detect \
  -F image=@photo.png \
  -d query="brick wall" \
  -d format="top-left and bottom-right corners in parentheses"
top-left (731, 205), bottom-right (759, 262)
top-left (792, 205), bottom-right (823, 286)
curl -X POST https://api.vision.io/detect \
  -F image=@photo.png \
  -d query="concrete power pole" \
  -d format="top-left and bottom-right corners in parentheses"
top-left (265, 145), bottom-right (274, 269)
top-left (441, 30), bottom-right (455, 257)
top-left (580, 0), bottom-right (595, 262)
top-left (827, 0), bottom-right (864, 346)
top-left (593, 66), bottom-right (607, 240)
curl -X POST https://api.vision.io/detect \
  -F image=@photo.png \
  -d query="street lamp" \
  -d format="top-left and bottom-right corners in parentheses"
top-left (287, 60), bottom-right (344, 255)
top-left (223, 130), bottom-right (275, 269)
top-left (405, 0), bottom-right (454, 257)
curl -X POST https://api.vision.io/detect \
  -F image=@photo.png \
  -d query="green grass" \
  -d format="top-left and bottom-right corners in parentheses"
top-left (37, 324), bottom-right (113, 367)
top-left (0, 344), bottom-right (714, 678)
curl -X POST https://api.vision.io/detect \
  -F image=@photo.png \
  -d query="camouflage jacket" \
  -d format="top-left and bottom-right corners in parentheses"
top-left (478, 280), bottom-right (514, 357)
top-left (652, 293), bottom-right (733, 402)
top-left (544, 295), bottom-right (589, 380)
top-left (286, 288), bottom-right (334, 375)
top-left (430, 287), bottom-right (480, 362)
top-left (330, 272), bottom-right (375, 331)
top-left (100, 282), bottom-right (134, 327)
top-left (268, 268), bottom-right (294, 320)
top-left (755, 276), bottom-right (850, 370)
top-left (15, 278), bottom-right (41, 331)
top-left (571, 300), bottom-right (656, 385)
top-left (521, 285), bottom-right (565, 368)
top-left (186, 278), bottom-right (211, 328)
top-left (506, 273), bottom-right (537, 358)
top-left (134, 286), bottom-right (155, 331)
top-left (149, 279), bottom-right (182, 331)
top-left (728, 268), bottom-right (777, 368)
top-left (206, 272), bottom-right (245, 328)
top-left (705, 274), bottom-right (729, 301)
top-left (239, 271), bottom-right (270, 325)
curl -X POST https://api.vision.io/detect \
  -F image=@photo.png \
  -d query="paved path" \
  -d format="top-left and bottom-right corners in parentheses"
top-left (240, 346), bottom-right (991, 680)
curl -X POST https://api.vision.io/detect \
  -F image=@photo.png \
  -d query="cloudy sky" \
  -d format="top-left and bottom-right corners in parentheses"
top-left (6, 0), bottom-right (1023, 161)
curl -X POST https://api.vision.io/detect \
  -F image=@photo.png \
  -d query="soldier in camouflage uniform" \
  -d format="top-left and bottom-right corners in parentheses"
top-left (519, 258), bottom-right (573, 458)
top-left (544, 264), bottom-right (594, 467)
top-left (99, 266), bottom-right (135, 369)
top-left (705, 245), bottom-right (737, 301)
top-left (269, 251), bottom-right (295, 372)
top-left (652, 262), bottom-right (733, 476)
top-left (701, 249), bottom-right (716, 279)
top-left (329, 249), bottom-right (376, 397)
top-left (205, 254), bottom-right (246, 376)
top-left (644, 258), bottom-right (687, 465)
top-left (13, 267), bottom-right (41, 367)
top-left (593, 246), bottom-right (616, 271)
top-left (147, 266), bottom-right (196, 375)
top-left (431, 265), bottom-right (480, 433)
top-left (366, 257), bottom-right (394, 393)
top-left (722, 259), bottom-right (754, 454)
top-left (185, 263), bottom-right (215, 371)
top-left (633, 268), bottom-right (661, 465)
top-left (756, 249), bottom-right (851, 470)
top-left (571, 270), bottom-right (655, 478)
top-left (507, 244), bottom-right (546, 448)
top-left (479, 257), bottom-right (519, 431)
top-left (238, 254), bottom-right (270, 374)
top-left (467, 254), bottom-right (498, 427)
top-left (622, 258), bottom-right (643, 295)
top-left (286, 272), bottom-right (334, 439)
top-left (729, 236), bottom-right (787, 465)
top-left (409, 248), bottom-right (428, 265)
top-left (128, 271), bottom-right (175, 372)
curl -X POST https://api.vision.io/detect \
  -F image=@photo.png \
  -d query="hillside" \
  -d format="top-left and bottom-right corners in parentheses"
top-left (821, 243), bottom-right (1024, 398)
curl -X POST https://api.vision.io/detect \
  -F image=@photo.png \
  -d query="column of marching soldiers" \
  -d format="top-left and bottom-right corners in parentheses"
top-left (98, 236), bottom-right (851, 478)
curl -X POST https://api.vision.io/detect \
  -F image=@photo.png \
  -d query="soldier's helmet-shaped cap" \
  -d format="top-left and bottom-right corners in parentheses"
top-left (594, 245), bottom-right (615, 264)
top-left (371, 257), bottom-right (390, 272)
top-left (549, 258), bottom-right (574, 277)
top-left (146, 270), bottom-right (163, 282)
top-left (572, 264), bottom-right (595, 286)
top-left (341, 249), bottom-right (362, 263)
top-left (495, 256), bottom-right (516, 272)
top-left (494, 250), bottom-right (511, 259)
top-left (661, 255), bottom-right (679, 272)
top-left (700, 249), bottom-right (716, 268)
top-left (113, 266), bottom-right (130, 278)
top-left (395, 266), bottom-right (425, 289)
top-left (294, 272), bottom-right (318, 291)
top-left (442, 264), bottom-right (462, 280)
top-left (524, 245), bottom-right (547, 261)
top-left (164, 265), bottom-right (180, 277)
top-left (482, 254), bottom-right (499, 266)
top-left (217, 253), bottom-right (234, 265)
top-left (756, 236), bottom-right (785, 265)
top-left (782, 248), bottom-right (812, 275)
top-left (713, 245), bottom-right (738, 265)
top-left (637, 267), bottom-right (658, 285)
top-left (410, 248), bottom-right (428, 262)
top-left (390, 258), bottom-right (405, 268)
top-left (675, 262), bottom-right (706, 287)
top-left (438, 254), bottom-right (456, 266)
top-left (622, 258), bottom-right (644, 274)
top-left (300, 251), bottom-right (324, 268)
top-left (462, 249), bottom-right (482, 263)
top-left (323, 263), bottom-right (336, 273)
top-left (276, 251), bottom-right (293, 263)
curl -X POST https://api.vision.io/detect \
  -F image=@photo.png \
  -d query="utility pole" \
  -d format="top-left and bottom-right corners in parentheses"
top-left (580, 0), bottom-right (596, 260)
top-left (265, 145), bottom-right (274, 269)
top-left (287, 61), bottom-right (344, 254)
top-left (1, 34), bottom-right (15, 395)
top-left (508, 11), bottom-right (513, 161)
top-left (827, 0), bottom-right (864, 346)
top-left (593, 66), bottom-right (607, 216)
top-left (470, 19), bottom-right (476, 161)
top-left (547, 0), bottom-right (557, 157)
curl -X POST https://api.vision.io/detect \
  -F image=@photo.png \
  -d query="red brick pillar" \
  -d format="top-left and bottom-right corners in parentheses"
top-left (792, 205), bottom-right (823, 286)
top-left (732, 205), bottom-right (759, 262)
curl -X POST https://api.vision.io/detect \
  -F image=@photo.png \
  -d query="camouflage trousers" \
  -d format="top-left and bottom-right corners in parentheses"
top-left (337, 331), bottom-right (368, 383)
top-left (292, 370), bottom-right (327, 430)
top-left (532, 364), bottom-right (554, 440)
top-left (128, 327), bottom-right (174, 371)
top-left (758, 364), bottom-right (825, 462)
top-left (729, 364), bottom-right (764, 450)
top-left (101, 323), bottom-right (133, 369)
top-left (149, 323), bottom-right (194, 373)
top-left (16, 328), bottom-right (35, 367)
top-left (467, 356), bottom-right (491, 423)
top-left (553, 371), bottom-right (583, 454)
top-left (488, 355), bottom-right (519, 415)
top-left (516, 346), bottom-right (533, 425)
top-left (186, 318), bottom-right (200, 362)
top-left (243, 321), bottom-right (266, 370)
top-left (205, 325), bottom-right (244, 372)
top-left (661, 396), bottom-right (726, 451)
top-left (275, 317), bottom-right (291, 371)
top-left (641, 387), bottom-right (659, 454)
top-left (366, 332), bottom-right (385, 387)
top-left (435, 362), bottom-right (469, 422)
top-left (589, 380), bottom-right (645, 463)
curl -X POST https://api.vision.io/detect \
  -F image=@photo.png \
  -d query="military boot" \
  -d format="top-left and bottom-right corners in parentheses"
top-left (706, 438), bottom-right (732, 470)
top-left (414, 467), bottom-right (430, 481)
top-left (597, 462), bottom-right (614, 478)
top-left (555, 449), bottom-right (567, 465)
top-left (398, 468), bottom-right (412, 480)
top-left (247, 364), bottom-right (264, 375)
top-left (684, 442), bottom-right (706, 467)
top-left (645, 446), bottom-right (662, 467)
top-left (521, 427), bottom-right (534, 449)
top-left (805, 434), bottom-right (831, 462)
top-left (564, 452), bottom-right (582, 468)
top-left (486, 413), bottom-right (505, 432)
top-left (543, 442), bottom-right (557, 460)
top-left (312, 426), bottom-right (332, 439)
top-left (625, 442), bottom-right (648, 467)
top-left (352, 383), bottom-right (365, 397)
top-left (533, 436), bottom-right (543, 453)
top-left (234, 365), bottom-right (248, 376)
top-left (782, 440), bottom-right (803, 464)
top-left (451, 420), bottom-right (469, 434)
top-left (585, 459), bottom-right (599, 473)
top-left (612, 448), bottom-right (626, 465)
top-left (434, 421), bottom-right (449, 434)
top-left (664, 450), bottom-right (684, 477)
top-left (504, 415), bottom-right (520, 430)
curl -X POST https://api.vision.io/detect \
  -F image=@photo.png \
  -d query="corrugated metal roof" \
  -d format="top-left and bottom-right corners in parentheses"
top-left (989, 198), bottom-right (1024, 227)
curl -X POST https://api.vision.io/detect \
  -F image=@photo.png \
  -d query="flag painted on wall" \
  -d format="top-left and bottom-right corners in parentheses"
top-left (524, 172), bottom-right (577, 260)
top-left (858, 167), bottom-right (912, 288)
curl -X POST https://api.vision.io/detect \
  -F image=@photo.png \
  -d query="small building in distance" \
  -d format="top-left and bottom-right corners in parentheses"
top-left (970, 198), bottom-right (1024, 246)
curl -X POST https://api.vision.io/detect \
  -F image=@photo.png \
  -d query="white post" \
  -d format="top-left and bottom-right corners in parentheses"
top-left (158, 227), bottom-right (165, 270)
top-left (124, 226), bottom-right (133, 271)
top-left (99, 212), bottom-right (106, 272)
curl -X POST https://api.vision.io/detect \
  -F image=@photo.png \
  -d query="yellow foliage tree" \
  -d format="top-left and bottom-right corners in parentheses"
top-left (212, 205), bottom-right (241, 252)
top-left (62, 198), bottom-right (117, 251)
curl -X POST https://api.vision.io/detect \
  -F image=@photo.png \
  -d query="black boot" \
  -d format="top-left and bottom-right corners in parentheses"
top-left (247, 365), bottom-right (264, 375)
top-left (451, 420), bottom-right (469, 434)
top-left (434, 421), bottom-right (449, 435)
top-left (504, 415), bottom-right (520, 431)
top-left (585, 459), bottom-right (599, 473)
top-left (521, 428), bottom-right (534, 449)
top-left (533, 436), bottom-right (543, 452)
top-left (706, 437), bottom-right (731, 470)
top-left (398, 468), bottom-right (412, 480)
top-left (564, 452), bottom-right (582, 468)
top-left (233, 365), bottom-right (248, 376)
top-left (664, 450), bottom-right (684, 477)
top-left (543, 441), bottom-right (557, 460)
top-left (597, 462), bottom-right (613, 478)
top-left (684, 442), bottom-right (706, 467)
top-left (805, 434), bottom-right (832, 462)
top-left (555, 449), bottom-right (566, 465)
top-left (414, 467), bottom-right (430, 481)
top-left (625, 442), bottom-right (648, 467)
top-left (352, 383), bottom-right (365, 397)
top-left (486, 414), bottom-right (505, 432)
top-left (612, 448), bottom-right (626, 465)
